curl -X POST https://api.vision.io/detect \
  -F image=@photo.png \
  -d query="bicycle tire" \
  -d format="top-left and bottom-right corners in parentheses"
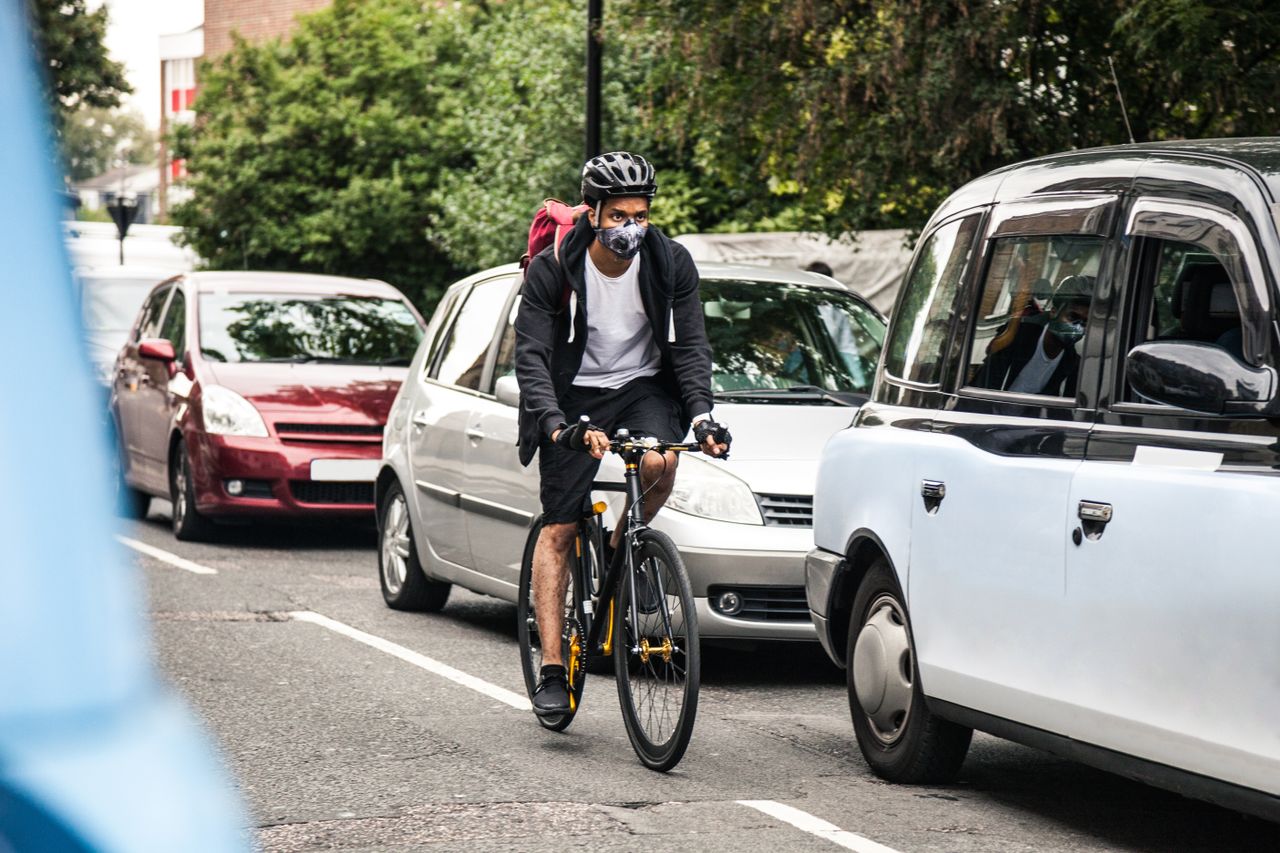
top-left (613, 528), bottom-right (700, 771)
top-left (517, 516), bottom-right (587, 731)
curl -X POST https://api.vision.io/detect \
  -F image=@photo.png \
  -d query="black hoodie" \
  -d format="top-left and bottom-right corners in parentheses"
top-left (513, 214), bottom-right (713, 466)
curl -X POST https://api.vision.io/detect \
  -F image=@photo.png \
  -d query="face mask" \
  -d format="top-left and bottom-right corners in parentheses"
top-left (595, 220), bottom-right (647, 260)
top-left (1049, 318), bottom-right (1085, 345)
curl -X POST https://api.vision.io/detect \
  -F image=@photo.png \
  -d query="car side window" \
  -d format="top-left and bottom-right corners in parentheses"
top-left (964, 235), bottom-right (1104, 399)
top-left (133, 285), bottom-right (171, 342)
top-left (432, 278), bottom-right (510, 390)
top-left (158, 288), bottom-right (187, 359)
top-left (490, 294), bottom-right (521, 390)
top-left (882, 214), bottom-right (980, 384)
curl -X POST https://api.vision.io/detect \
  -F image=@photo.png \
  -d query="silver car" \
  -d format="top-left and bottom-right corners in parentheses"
top-left (376, 262), bottom-right (885, 641)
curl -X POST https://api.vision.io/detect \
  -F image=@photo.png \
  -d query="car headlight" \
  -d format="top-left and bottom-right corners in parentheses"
top-left (201, 384), bottom-right (268, 437)
top-left (665, 455), bottom-right (762, 525)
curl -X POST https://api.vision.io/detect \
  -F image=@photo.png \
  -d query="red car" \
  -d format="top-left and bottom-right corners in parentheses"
top-left (111, 271), bottom-right (426, 540)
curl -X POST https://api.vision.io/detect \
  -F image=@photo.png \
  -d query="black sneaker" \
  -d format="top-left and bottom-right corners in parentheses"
top-left (532, 665), bottom-right (571, 717)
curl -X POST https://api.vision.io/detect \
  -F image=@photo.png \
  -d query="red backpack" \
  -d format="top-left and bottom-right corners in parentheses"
top-left (521, 198), bottom-right (588, 273)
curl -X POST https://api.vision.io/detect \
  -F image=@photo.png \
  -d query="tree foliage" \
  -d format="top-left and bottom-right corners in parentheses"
top-left (625, 0), bottom-right (1280, 232)
top-left (62, 107), bottom-right (155, 182)
top-left (28, 0), bottom-right (132, 135)
top-left (172, 0), bottom-right (473, 307)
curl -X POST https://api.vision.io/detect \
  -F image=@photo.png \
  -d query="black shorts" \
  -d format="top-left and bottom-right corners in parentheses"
top-left (537, 376), bottom-right (683, 524)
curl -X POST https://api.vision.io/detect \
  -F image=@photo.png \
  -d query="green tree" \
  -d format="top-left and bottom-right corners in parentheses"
top-left (625, 0), bottom-right (1280, 234)
top-left (62, 107), bottom-right (156, 181)
top-left (171, 0), bottom-right (475, 308)
top-left (28, 0), bottom-right (132, 134)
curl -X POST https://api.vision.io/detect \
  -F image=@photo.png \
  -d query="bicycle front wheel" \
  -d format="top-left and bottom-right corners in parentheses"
top-left (518, 516), bottom-right (587, 732)
top-left (613, 528), bottom-right (700, 771)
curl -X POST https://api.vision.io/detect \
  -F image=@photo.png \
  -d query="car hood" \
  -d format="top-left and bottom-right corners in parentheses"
top-left (706, 403), bottom-right (858, 494)
top-left (599, 402), bottom-right (857, 496)
top-left (203, 362), bottom-right (408, 423)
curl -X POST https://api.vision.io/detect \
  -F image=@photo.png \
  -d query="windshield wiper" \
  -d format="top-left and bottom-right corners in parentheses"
top-left (376, 356), bottom-right (412, 366)
top-left (257, 355), bottom-right (350, 363)
top-left (714, 385), bottom-right (860, 406)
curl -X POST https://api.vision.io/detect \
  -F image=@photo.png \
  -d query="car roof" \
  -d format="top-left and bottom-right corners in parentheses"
top-left (444, 260), bottom-right (861, 297)
top-left (184, 270), bottom-right (405, 298)
top-left (931, 137), bottom-right (1280, 225)
top-left (73, 265), bottom-right (178, 283)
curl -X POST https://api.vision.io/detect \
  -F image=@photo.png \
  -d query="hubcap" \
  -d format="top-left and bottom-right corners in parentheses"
top-left (173, 456), bottom-right (187, 526)
top-left (852, 593), bottom-right (914, 745)
top-left (381, 494), bottom-right (411, 594)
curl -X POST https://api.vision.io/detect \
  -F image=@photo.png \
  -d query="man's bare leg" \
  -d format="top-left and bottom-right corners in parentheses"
top-left (609, 450), bottom-right (678, 549)
top-left (533, 521), bottom-right (576, 667)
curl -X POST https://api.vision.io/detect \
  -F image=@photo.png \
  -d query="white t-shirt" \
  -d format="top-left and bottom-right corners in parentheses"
top-left (573, 253), bottom-right (661, 388)
top-left (1008, 326), bottom-right (1063, 395)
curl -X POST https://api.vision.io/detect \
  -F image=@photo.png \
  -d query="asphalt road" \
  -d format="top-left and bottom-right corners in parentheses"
top-left (123, 504), bottom-right (1280, 852)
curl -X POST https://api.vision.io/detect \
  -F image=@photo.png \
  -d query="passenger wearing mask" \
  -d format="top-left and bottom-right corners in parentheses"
top-left (973, 274), bottom-right (1093, 397)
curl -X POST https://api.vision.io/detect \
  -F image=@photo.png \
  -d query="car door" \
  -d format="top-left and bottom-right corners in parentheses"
top-left (1062, 197), bottom-right (1280, 795)
top-left (137, 285), bottom-right (188, 485)
top-left (908, 198), bottom-right (1113, 724)
top-left (463, 284), bottom-right (543, 591)
top-left (408, 276), bottom-right (513, 572)
top-left (115, 283), bottom-right (172, 491)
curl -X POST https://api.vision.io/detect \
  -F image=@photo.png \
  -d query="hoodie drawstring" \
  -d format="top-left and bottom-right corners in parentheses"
top-left (567, 291), bottom-right (578, 343)
top-left (667, 306), bottom-right (676, 343)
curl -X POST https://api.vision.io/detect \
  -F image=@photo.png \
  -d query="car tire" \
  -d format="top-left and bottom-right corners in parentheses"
top-left (379, 480), bottom-right (450, 612)
top-left (170, 440), bottom-right (216, 542)
top-left (847, 556), bottom-right (972, 783)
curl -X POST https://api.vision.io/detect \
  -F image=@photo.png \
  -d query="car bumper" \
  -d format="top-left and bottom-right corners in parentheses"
top-left (188, 432), bottom-right (380, 518)
top-left (805, 547), bottom-right (846, 665)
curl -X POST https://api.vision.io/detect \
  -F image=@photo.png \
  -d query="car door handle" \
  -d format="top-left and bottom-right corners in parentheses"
top-left (411, 411), bottom-right (429, 428)
top-left (921, 479), bottom-right (945, 514)
top-left (1078, 500), bottom-right (1113, 524)
top-left (464, 428), bottom-right (485, 441)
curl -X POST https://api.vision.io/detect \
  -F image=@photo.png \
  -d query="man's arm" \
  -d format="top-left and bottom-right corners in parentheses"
top-left (666, 242), bottom-right (714, 422)
top-left (515, 257), bottom-right (567, 440)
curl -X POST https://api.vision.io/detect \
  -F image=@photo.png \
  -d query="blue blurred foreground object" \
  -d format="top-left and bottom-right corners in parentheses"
top-left (0, 3), bottom-right (249, 851)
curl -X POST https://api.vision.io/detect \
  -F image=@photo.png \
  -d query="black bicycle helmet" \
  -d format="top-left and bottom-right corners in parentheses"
top-left (580, 151), bottom-right (657, 205)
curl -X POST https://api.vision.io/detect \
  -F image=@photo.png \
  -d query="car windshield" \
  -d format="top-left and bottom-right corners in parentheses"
top-left (198, 292), bottom-right (424, 364)
top-left (702, 279), bottom-right (885, 398)
top-left (79, 277), bottom-right (160, 334)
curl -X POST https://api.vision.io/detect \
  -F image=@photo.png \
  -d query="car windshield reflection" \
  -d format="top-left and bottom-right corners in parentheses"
top-left (198, 293), bottom-right (424, 364)
top-left (702, 279), bottom-right (884, 400)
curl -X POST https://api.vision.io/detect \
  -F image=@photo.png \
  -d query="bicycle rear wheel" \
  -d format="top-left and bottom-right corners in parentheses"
top-left (517, 517), bottom-right (587, 731)
top-left (613, 528), bottom-right (700, 771)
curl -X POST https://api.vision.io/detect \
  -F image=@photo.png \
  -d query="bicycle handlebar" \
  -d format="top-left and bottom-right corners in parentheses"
top-left (573, 416), bottom-right (704, 456)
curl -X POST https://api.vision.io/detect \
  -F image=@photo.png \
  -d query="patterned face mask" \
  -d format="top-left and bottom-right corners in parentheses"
top-left (1049, 318), bottom-right (1086, 345)
top-left (595, 220), bottom-right (647, 260)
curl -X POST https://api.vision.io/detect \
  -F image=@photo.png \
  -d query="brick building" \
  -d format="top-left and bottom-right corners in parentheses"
top-left (203, 0), bottom-right (333, 60)
top-left (158, 0), bottom-right (333, 217)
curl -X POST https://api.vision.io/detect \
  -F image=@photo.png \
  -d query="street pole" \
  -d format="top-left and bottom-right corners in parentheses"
top-left (586, 0), bottom-right (602, 162)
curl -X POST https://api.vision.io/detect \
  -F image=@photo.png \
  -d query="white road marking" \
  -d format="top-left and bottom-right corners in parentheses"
top-left (115, 535), bottom-right (218, 575)
top-left (288, 610), bottom-right (532, 711)
top-left (737, 800), bottom-right (902, 853)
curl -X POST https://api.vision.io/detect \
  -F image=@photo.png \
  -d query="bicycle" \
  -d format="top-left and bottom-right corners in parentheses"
top-left (517, 425), bottom-right (704, 771)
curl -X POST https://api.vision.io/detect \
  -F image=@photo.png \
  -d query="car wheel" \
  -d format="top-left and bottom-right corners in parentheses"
top-left (379, 481), bottom-right (450, 612)
top-left (170, 440), bottom-right (216, 542)
top-left (847, 556), bottom-right (972, 783)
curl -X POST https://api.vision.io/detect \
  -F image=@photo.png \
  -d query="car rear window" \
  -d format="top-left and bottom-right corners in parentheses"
top-left (198, 292), bottom-right (424, 365)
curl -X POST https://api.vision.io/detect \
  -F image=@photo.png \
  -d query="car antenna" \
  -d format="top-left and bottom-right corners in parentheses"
top-left (1108, 56), bottom-right (1136, 145)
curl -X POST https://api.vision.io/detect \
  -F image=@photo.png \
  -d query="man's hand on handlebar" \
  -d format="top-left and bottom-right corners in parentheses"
top-left (552, 418), bottom-right (610, 459)
top-left (694, 419), bottom-right (731, 459)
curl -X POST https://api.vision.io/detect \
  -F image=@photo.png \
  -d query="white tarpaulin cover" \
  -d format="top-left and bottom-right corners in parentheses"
top-left (674, 229), bottom-right (914, 315)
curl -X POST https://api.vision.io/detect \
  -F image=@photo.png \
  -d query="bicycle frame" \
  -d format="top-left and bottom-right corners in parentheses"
top-left (583, 432), bottom-right (700, 658)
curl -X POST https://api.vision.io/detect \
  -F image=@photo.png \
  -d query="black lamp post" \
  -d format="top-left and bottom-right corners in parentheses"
top-left (105, 195), bottom-right (139, 265)
top-left (586, 0), bottom-right (602, 161)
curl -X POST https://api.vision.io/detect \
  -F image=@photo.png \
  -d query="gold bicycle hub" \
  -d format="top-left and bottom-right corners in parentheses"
top-left (638, 637), bottom-right (673, 664)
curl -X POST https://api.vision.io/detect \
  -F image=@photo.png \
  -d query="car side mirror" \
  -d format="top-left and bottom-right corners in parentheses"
top-left (494, 374), bottom-right (520, 408)
top-left (138, 338), bottom-right (179, 378)
top-left (1126, 341), bottom-right (1275, 415)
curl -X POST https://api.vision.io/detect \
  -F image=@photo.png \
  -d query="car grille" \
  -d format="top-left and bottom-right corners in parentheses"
top-left (289, 481), bottom-right (375, 506)
top-left (708, 585), bottom-right (810, 621)
top-left (756, 493), bottom-right (813, 527)
top-left (275, 423), bottom-right (384, 443)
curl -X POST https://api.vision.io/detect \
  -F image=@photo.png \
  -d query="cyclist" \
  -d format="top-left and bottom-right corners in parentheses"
top-left (515, 151), bottom-right (730, 717)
